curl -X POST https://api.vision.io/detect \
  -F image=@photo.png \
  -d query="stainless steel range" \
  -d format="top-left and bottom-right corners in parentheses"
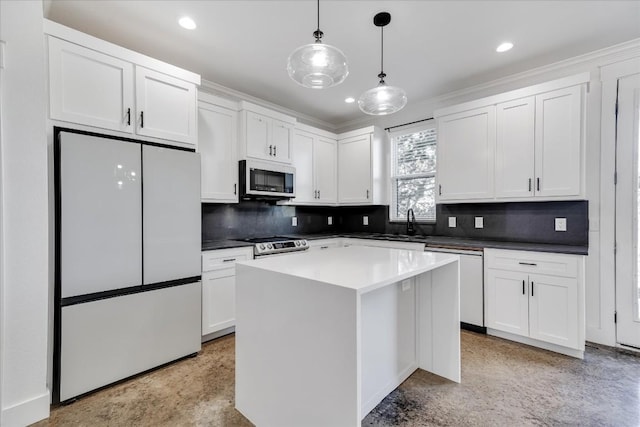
top-left (242, 236), bottom-right (309, 257)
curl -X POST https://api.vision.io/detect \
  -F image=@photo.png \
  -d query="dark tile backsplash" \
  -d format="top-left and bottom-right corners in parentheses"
top-left (202, 200), bottom-right (588, 246)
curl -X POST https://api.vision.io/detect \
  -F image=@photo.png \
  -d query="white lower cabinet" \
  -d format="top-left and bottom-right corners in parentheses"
top-left (484, 248), bottom-right (584, 357)
top-left (201, 246), bottom-right (253, 340)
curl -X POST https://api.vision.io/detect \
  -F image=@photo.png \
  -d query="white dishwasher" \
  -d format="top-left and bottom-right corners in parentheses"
top-left (425, 246), bottom-right (485, 332)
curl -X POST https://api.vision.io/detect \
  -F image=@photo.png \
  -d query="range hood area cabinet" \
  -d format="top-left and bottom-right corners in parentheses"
top-left (435, 73), bottom-right (588, 203)
top-left (198, 93), bottom-right (240, 203)
top-left (290, 123), bottom-right (338, 205)
top-left (238, 101), bottom-right (296, 164)
top-left (46, 20), bottom-right (200, 148)
top-left (338, 126), bottom-right (388, 205)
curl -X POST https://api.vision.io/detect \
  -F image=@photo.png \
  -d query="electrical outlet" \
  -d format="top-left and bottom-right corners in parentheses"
top-left (448, 217), bottom-right (456, 228)
top-left (328, 216), bottom-right (333, 225)
top-left (555, 217), bottom-right (567, 232)
top-left (475, 217), bottom-right (484, 229)
top-left (363, 216), bottom-right (369, 226)
top-left (292, 216), bottom-right (298, 227)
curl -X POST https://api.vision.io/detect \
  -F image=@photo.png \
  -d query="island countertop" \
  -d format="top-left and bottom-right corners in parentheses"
top-left (236, 245), bottom-right (459, 294)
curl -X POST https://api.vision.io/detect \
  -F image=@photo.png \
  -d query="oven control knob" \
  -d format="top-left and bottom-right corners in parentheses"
top-left (301, 240), bottom-right (307, 246)
top-left (295, 241), bottom-right (300, 246)
top-left (267, 243), bottom-right (273, 249)
top-left (259, 244), bottom-right (265, 250)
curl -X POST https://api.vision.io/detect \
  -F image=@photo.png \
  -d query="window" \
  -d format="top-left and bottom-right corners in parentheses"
top-left (390, 122), bottom-right (437, 222)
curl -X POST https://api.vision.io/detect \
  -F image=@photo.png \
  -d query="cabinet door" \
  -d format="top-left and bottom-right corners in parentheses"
top-left (272, 120), bottom-right (293, 163)
top-left (49, 37), bottom-right (134, 133)
top-left (437, 106), bottom-right (495, 200)
top-left (495, 97), bottom-right (535, 199)
top-left (534, 86), bottom-right (582, 197)
top-left (485, 269), bottom-right (529, 337)
top-left (291, 130), bottom-right (315, 203)
top-left (198, 103), bottom-right (238, 203)
top-left (314, 137), bottom-right (337, 204)
top-left (338, 134), bottom-right (372, 204)
top-left (135, 67), bottom-right (197, 145)
top-left (202, 270), bottom-right (236, 336)
top-left (528, 273), bottom-right (579, 349)
top-left (245, 111), bottom-right (270, 159)
top-left (459, 254), bottom-right (484, 327)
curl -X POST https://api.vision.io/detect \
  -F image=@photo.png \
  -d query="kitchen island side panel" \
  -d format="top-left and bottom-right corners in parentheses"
top-left (235, 265), bottom-right (360, 427)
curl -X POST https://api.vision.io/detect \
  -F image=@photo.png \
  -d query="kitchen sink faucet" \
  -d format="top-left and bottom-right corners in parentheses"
top-left (407, 208), bottom-right (416, 235)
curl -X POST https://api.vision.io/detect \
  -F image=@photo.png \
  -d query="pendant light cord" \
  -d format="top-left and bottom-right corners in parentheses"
top-left (313, 0), bottom-right (323, 41)
top-left (317, 0), bottom-right (320, 32)
top-left (378, 25), bottom-right (386, 82)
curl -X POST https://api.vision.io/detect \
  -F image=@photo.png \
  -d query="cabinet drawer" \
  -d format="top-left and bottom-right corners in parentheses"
top-left (485, 248), bottom-right (578, 278)
top-left (202, 247), bottom-right (253, 272)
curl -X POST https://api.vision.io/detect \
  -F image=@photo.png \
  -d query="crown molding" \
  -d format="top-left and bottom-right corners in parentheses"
top-left (199, 79), bottom-right (338, 132)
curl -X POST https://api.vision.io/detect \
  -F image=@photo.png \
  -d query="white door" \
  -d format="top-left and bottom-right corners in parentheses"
top-left (495, 97), bottom-right (535, 199)
top-left (198, 102), bottom-right (238, 202)
top-left (291, 130), bottom-right (315, 203)
top-left (59, 132), bottom-right (142, 298)
top-left (485, 269), bottom-right (529, 337)
top-left (314, 137), bottom-right (337, 203)
top-left (437, 106), bottom-right (495, 200)
top-left (142, 146), bottom-right (201, 285)
top-left (49, 37), bottom-right (134, 133)
top-left (271, 120), bottom-right (292, 163)
top-left (616, 72), bottom-right (640, 348)
top-left (245, 111), bottom-right (270, 159)
top-left (338, 134), bottom-right (371, 204)
top-left (528, 273), bottom-right (579, 349)
top-left (135, 66), bottom-right (197, 145)
top-left (534, 86), bottom-right (582, 197)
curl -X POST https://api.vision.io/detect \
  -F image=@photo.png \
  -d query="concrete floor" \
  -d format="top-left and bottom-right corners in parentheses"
top-left (35, 331), bottom-right (639, 426)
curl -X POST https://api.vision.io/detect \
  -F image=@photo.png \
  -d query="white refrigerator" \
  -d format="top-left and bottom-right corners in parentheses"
top-left (54, 129), bottom-right (201, 402)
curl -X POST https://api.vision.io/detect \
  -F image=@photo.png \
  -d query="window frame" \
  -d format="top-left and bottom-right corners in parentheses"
top-left (389, 120), bottom-right (437, 223)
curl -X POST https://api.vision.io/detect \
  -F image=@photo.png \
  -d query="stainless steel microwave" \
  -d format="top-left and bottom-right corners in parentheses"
top-left (239, 160), bottom-right (295, 200)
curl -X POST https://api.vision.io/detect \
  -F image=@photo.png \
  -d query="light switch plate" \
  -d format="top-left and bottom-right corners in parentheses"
top-left (555, 217), bottom-right (567, 232)
top-left (363, 216), bottom-right (369, 226)
top-left (448, 217), bottom-right (456, 228)
top-left (292, 216), bottom-right (298, 227)
top-left (328, 216), bottom-right (333, 225)
top-left (475, 217), bottom-right (484, 228)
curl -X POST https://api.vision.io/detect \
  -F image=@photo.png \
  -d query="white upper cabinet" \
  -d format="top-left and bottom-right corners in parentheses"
top-left (135, 67), bottom-right (197, 145)
top-left (46, 20), bottom-right (200, 148)
top-left (290, 125), bottom-right (337, 205)
top-left (435, 73), bottom-right (588, 203)
top-left (198, 94), bottom-right (239, 203)
top-left (437, 106), bottom-right (495, 201)
top-left (534, 86), bottom-right (583, 197)
top-left (239, 101), bottom-right (295, 164)
top-left (495, 97), bottom-right (536, 198)
top-left (338, 126), bottom-right (387, 205)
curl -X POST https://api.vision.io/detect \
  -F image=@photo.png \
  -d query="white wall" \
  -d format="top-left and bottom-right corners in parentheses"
top-left (0, 1), bottom-right (50, 425)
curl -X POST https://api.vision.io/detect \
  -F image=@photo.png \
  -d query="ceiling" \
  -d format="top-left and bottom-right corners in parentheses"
top-left (45, 1), bottom-right (640, 129)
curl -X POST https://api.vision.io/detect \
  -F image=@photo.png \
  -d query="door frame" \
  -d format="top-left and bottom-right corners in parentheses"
top-left (601, 58), bottom-right (640, 348)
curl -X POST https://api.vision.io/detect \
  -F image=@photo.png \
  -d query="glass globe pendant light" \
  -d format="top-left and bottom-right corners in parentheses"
top-left (358, 12), bottom-right (407, 115)
top-left (287, 0), bottom-right (348, 89)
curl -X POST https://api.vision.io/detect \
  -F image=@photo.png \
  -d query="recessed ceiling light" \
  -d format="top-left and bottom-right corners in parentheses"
top-left (345, 97), bottom-right (355, 104)
top-left (179, 16), bottom-right (196, 30)
top-left (496, 42), bottom-right (513, 53)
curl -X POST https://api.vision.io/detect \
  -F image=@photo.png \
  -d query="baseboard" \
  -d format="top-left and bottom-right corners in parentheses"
top-left (202, 326), bottom-right (235, 343)
top-left (487, 328), bottom-right (584, 359)
top-left (2, 389), bottom-right (50, 427)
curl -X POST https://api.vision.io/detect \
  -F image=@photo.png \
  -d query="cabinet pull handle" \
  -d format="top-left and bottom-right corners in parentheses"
top-left (317, 190), bottom-right (320, 198)
top-left (366, 189), bottom-right (369, 199)
top-left (519, 262), bottom-right (537, 266)
top-left (439, 184), bottom-right (442, 196)
top-left (269, 145), bottom-right (273, 156)
top-left (273, 146), bottom-right (277, 156)
top-left (536, 177), bottom-right (540, 191)
top-left (234, 183), bottom-right (237, 195)
top-left (531, 281), bottom-right (534, 297)
top-left (522, 279), bottom-right (525, 295)
top-left (126, 108), bottom-right (131, 125)
top-left (320, 246), bottom-right (329, 249)
top-left (528, 178), bottom-right (532, 192)
top-left (140, 111), bottom-right (144, 128)
top-left (222, 258), bottom-right (237, 263)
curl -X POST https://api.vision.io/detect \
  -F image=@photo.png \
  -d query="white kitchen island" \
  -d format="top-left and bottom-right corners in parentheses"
top-left (235, 246), bottom-right (460, 427)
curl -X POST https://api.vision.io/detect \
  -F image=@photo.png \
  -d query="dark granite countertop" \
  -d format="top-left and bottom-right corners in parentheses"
top-left (202, 233), bottom-right (588, 255)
